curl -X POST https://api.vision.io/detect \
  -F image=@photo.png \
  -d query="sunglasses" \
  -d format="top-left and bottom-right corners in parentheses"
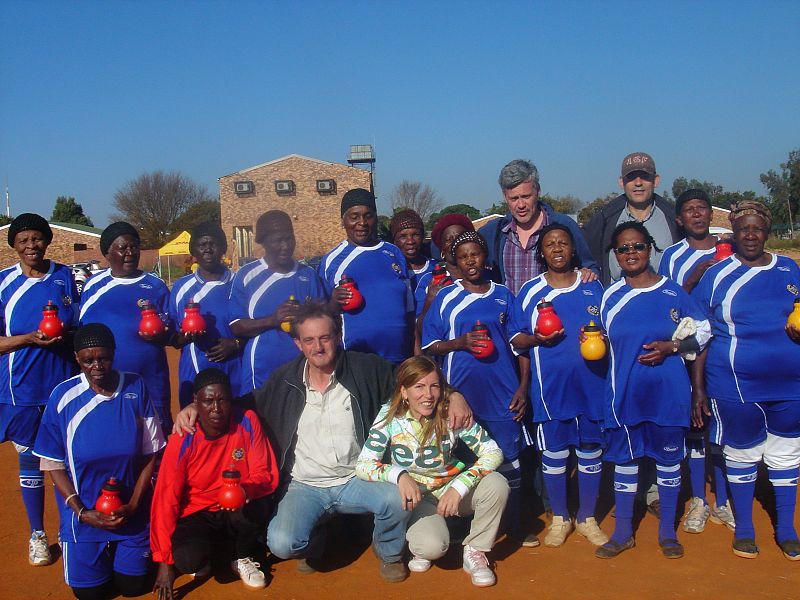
top-left (614, 243), bottom-right (648, 255)
top-left (622, 171), bottom-right (655, 184)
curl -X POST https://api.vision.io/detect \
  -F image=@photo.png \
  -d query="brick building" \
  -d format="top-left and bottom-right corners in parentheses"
top-left (219, 154), bottom-right (373, 267)
top-left (0, 221), bottom-right (104, 269)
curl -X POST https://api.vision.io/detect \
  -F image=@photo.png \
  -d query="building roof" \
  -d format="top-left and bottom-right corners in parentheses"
top-left (220, 153), bottom-right (359, 179)
top-left (0, 221), bottom-right (102, 237)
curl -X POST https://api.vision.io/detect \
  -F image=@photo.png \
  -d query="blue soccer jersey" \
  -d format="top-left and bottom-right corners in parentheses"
top-left (692, 254), bottom-right (800, 403)
top-left (79, 270), bottom-right (172, 423)
top-left (510, 273), bottom-right (606, 423)
top-left (230, 260), bottom-right (325, 393)
top-left (421, 281), bottom-right (519, 422)
top-left (319, 241), bottom-right (414, 364)
top-left (33, 371), bottom-right (165, 542)
top-left (170, 269), bottom-right (242, 407)
top-left (410, 259), bottom-right (436, 292)
top-left (0, 262), bottom-right (78, 406)
top-left (601, 276), bottom-right (709, 429)
top-left (658, 239), bottom-right (717, 286)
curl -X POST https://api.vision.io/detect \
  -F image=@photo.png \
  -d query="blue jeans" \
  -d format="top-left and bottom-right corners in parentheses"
top-left (267, 477), bottom-right (409, 563)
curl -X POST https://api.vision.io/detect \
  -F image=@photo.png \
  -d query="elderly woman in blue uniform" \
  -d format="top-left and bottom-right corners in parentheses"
top-left (34, 323), bottom-right (165, 599)
top-left (692, 201), bottom-right (800, 560)
top-left (597, 222), bottom-right (710, 560)
top-left (0, 213), bottom-right (78, 567)
top-left (79, 222), bottom-right (173, 429)
top-left (170, 222), bottom-right (241, 407)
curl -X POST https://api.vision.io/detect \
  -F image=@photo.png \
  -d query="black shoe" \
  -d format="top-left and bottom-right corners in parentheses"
top-left (778, 539), bottom-right (800, 561)
top-left (296, 558), bottom-right (319, 573)
top-left (732, 537), bottom-right (759, 559)
top-left (659, 538), bottom-right (684, 559)
top-left (647, 499), bottom-right (661, 519)
top-left (595, 538), bottom-right (635, 559)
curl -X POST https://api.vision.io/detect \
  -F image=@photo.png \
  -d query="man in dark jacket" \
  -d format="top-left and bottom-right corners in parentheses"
top-left (584, 152), bottom-right (680, 286)
top-left (479, 159), bottom-right (598, 294)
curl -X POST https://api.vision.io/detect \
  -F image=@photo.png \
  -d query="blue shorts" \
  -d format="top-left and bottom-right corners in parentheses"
top-left (0, 404), bottom-right (44, 448)
top-left (604, 422), bottom-right (686, 466)
top-left (479, 419), bottom-right (522, 462)
top-left (533, 415), bottom-right (604, 452)
top-left (709, 398), bottom-right (800, 449)
top-left (62, 533), bottom-right (151, 588)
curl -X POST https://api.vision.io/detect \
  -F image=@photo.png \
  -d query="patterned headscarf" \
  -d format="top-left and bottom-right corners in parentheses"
top-left (389, 209), bottom-right (424, 240)
top-left (449, 231), bottom-right (488, 261)
top-left (729, 200), bottom-right (772, 230)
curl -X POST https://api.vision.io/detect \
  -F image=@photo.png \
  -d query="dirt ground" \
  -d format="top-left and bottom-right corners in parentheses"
top-left (1, 351), bottom-right (800, 600)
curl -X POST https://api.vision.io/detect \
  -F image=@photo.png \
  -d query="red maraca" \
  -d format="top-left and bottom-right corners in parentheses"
top-left (536, 300), bottom-right (563, 336)
top-left (39, 301), bottom-right (64, 339)
top-left (431, 263), bottom-right (452, 286)
top-left (338, 275), bottom-right (364, 312)
top-left (470, 321), bottom-right (495, 359)
top-left (139, 302), bottom-right (165, 336)
top-left (714, 239), bottom-right (733, 260)
top-left (95, 477), bottom-right (123, 515)
top-left (181, 300), bottom-right (206, 335)
top-left (218, 469), bottom-right (246, 511)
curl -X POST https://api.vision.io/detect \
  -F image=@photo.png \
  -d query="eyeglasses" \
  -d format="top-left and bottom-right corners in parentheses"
top-left (614, 243), bottom-right (648, 255)
top-left (622, 172), bottom-right (655, 184)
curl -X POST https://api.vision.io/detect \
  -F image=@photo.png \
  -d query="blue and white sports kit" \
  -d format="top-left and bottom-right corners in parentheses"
top-left (658, 239), bottom-right (717, 287)
top-left (79, 270), bottom-right (172, 428)
top-left (170, 269), bottom-right (242, 407)
top-left (33, 371), bottom-right (165, 587)
top-left (320, 241), bottom-right (413, 364)
top-left (229, 260), bottom-right (325, 393)
top-left (693, 253), bottom-right (800, 545)
top-left (410, 258), bottom-right (436, 292)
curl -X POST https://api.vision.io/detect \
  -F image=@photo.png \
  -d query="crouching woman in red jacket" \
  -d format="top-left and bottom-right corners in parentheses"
top-left (151, 368), bottom-right (279, 598)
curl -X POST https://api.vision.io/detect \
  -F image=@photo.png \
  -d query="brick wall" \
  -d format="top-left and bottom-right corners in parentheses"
top-left (220, 155), bottom-right (372, 267)
top-left (0, 226), bottom-right (102, 269)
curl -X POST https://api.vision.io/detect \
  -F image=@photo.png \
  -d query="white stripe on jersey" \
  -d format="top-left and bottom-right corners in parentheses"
top-left (332, 243), bottom-right (384, 284)
top-left (444, 293), bottom-right (482, 377)
top-left (81, 268), bottom-right (110, 293)
top-left (665, 240), bottom-right (689, 283)
top-left (242, 259), bottom-right (269, 288)
top-left (520, 276), bottom-right (550, 312)
top-left (0, 265), bottom-right (21, 297)
top-left (79, 271), bottom-right (147, 319)
top-left (719, 263), bottom-right (768, 403)
top-left (142, 416), bottom-right (166, 454)
top-left (321, 241), bottom-right (348, 274)
top-left (675, 247), bottom-right (715, 287)
top-left (710, 398), bottom-right (723, 445)
top-left (248, 264), bottom-right (298, 319)
top-left (57, 376), bottom-right (91, 413)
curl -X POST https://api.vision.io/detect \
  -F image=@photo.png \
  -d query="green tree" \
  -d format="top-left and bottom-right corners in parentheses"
top-left (577, 193), bottom-right (617, 226)
top-left (427, 204), bottom-right (482, 230)
top-left (50, 196), bottom-right (94, 227)
top-left (377, 214), bottom-right (391, 241)
top-left (112, 170), bottom-right (213, 248)
top-left (760, 149), bottom-right (800, 232)
top-left (540, 193), bottom-right (583, 215)
top-left (483, 202), bottom-right (507, 217)
top-left (671, 178), bottom-right (723, 203)
top-left (171, 199), bottom-right (221, 233)
top-left (0, 215), bottom-right (11, 226)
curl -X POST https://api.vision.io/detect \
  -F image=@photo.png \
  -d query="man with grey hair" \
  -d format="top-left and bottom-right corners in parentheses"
top-left (584, 152), bottom-right (679, 286)
top-left (479, 159), bottom-right (598, 294)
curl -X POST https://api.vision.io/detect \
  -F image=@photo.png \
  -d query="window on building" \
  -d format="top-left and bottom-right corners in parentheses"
top-left (234, 226), bottom-right (255, 267)
top-left (73, 243), bottom-right (87, 251)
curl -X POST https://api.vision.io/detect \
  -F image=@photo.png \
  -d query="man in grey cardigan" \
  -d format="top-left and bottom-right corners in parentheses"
top-left (584, 152), bottom-right (679, 286)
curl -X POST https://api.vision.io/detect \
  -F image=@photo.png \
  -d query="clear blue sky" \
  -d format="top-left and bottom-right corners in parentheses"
top-left (1, 1), bottom-right (798, 227)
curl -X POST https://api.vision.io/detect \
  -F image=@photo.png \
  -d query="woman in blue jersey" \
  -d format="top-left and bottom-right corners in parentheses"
top-left (422, 231), bottom-right (531, 545)
top-left (659, 189), bottom-right (734, 535)
top-left (170, 222), bottom-right (241, 408)
top-left (79, 222), bottom-right (173, 430)
top-left (596, 222), bottom-right (710, 560)
top-left (509, 223), bottom-right (608, 548)
top-left (321, 188), bottom-right (414, 364)
top-left (0, 213), bottom-right (78, 567)
top-left (229, 210), bottom-right (325, 394)
top-left (692, 201), bottom-right (800, 560)
top-left (34, 324), bottom-right (165, 600)
top-left (390, 209), bottom-right (435, 291)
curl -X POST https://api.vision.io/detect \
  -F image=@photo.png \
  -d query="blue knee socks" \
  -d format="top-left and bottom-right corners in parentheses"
top-left (768, 466), bottom-right (799, 543)
top-left (498, 459), bottom-right (522, 531)
top-left (18, 448), bottom-right (44, 533)
top-left (541, 450), bottom-right (569, 519)
top-left (726, 460), bottom-right (757, 540)
top-left (710, 447), bottom-right (729, 507)
top-left (576, 448), bottom-right (602, 523)
top-left (656, 463), bottom-right (681, 541)
top-left (687, 439), bottom-right (706, 502)
top-left (611, 462), bottom-right (638, 544)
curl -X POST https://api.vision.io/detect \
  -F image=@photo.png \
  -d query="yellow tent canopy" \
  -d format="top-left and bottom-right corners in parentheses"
top-left (158, 231), bottom-right (191, 256)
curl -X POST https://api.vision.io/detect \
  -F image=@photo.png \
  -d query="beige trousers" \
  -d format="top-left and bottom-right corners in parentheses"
top-left (406, 471), bottom-right (509, 558)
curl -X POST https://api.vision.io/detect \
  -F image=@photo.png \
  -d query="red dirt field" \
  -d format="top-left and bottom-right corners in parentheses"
top-left (1, 349), bottom-right (799, 600)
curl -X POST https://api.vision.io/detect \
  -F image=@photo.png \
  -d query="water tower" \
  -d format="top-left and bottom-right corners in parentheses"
top-left (347, 144), bottom-right (376, 194)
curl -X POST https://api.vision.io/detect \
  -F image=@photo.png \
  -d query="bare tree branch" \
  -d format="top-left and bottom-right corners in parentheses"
top-left (389, 180), bottom-right (443, 223)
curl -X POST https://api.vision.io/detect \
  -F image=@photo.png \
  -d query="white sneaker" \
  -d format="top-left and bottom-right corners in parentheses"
top-left (709, 501), bottom-right (736, 531)
top-left (575, 517), bottom-right (610, 546)
top-left (544, 515), bottom-right (574, 547)
top-left (231, 557), bottom-right (266, 589)
top-left (28, 530), bottom-right (53, 567)
top-left (462, 545), bottom-right (495, 587)
top-left (408, 555), bottom-right (432, 573)
top-left (682, 497), bottom-right (710, 534)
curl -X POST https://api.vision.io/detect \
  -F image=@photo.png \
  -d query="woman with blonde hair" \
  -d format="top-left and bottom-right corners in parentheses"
top-left (356, 356), bottom-right (508, 587)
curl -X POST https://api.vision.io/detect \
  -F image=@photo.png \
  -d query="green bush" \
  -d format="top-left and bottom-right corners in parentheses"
top-left (766, 237), bottom-right (800, 251)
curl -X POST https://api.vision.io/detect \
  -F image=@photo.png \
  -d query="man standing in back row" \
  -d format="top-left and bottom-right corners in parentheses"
top-left (584, 152), bottom-right (679, 286)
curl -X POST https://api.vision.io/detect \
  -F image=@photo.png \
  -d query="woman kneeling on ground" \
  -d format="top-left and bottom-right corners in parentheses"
top-left (356, 356), bottom-right (508, 587)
